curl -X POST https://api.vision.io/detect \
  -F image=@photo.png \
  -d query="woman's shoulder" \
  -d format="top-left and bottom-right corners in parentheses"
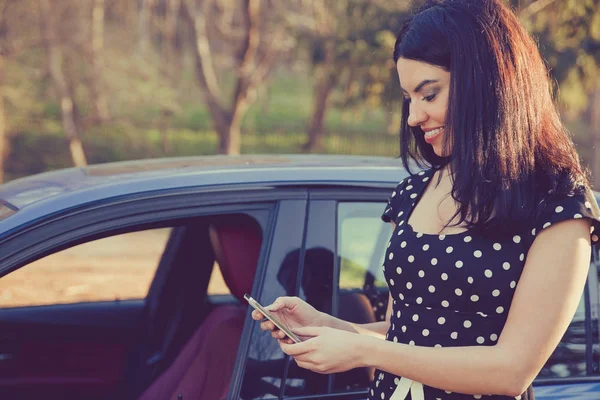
top-left (392, 167), bottom-right (435, 193)
top-left (531, 182), bottom-right (600, 244)
top-left (381, 168), bottom-right (435, 223)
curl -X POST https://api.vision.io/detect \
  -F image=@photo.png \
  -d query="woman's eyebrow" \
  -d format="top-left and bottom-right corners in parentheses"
top-left (401, 79), bottom-right (440, 94)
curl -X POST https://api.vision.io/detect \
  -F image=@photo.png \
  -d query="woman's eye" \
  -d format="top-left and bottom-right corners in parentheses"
top-left (423, 93), bottom-right (437, 102)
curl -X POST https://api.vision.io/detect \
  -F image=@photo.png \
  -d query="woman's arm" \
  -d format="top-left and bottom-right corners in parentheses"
top-left (284, 218), bottom-right (591, 397)
top-left (325, 292), bottom-right (392, 339)
top-left (361, 218), bottom-right (591, 396)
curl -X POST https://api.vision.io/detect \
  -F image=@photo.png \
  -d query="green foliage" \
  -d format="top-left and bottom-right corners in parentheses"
top-left (522, 0), bottom-right (600, 116)
top-left (1, 0), bottom-right (598, 182)
top-left (299, 0), bottom-right (410, 113)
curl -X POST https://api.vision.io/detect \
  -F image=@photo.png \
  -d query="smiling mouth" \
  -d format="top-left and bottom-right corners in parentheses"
top-left (424, 127), bottom-right (444, 143)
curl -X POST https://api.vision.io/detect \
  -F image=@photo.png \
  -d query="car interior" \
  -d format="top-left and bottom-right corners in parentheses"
top-left (123, 213), bottom-right (263, 400)
top-left (128, 212), bottom-right (382, 399)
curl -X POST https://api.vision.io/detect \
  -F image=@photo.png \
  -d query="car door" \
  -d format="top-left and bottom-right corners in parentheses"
top-left (233, 187), bottom-right (390, 400)
top-left (232, 199), bottom-right (309, 400)
top-left (0, 228), bottom-right (172, 400)
top-left (0, 187), bottom-right (286, 400)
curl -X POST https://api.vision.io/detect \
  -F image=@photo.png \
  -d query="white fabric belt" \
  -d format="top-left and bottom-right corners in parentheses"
top-left (390, 376), bottom-right (425, 400)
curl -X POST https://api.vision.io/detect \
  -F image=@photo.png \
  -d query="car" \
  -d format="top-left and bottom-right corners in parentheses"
top-left (0, 154), bottom-right (599, 400)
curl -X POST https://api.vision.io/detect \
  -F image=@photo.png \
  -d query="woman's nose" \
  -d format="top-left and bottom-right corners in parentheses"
top-left (407, 102), bottom-right (428, 127)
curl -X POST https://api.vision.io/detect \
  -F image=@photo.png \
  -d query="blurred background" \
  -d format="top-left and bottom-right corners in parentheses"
top-left (0, 0), bottom-right (599, 185)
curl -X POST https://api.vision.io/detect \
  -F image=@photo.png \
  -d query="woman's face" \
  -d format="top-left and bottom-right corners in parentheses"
top-left (397, 57), bottom-right (451, 157)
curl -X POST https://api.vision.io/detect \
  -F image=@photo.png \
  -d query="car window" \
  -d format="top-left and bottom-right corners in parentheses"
top-left (0, 228), bottom-right (171, 307)
top-left (338, 202), bottom-right (392, 321)
top-left (328, 202), bottom-right (392, 394)
top-left (207, 261), bottom-right (230, 295)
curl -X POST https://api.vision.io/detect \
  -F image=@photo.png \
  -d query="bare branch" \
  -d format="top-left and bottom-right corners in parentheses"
top-left (236, 0), bottom-right (261, 76)
top-left (250, 27), bottom-right (285, 89)
top-left (518, 0), bottom-right (558, 20)
top-left (181, 0), bottom-right (225, 110)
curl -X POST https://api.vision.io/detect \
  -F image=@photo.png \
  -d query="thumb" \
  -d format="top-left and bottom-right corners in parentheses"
top-left (291, 326), bottom-right (324, 337)
top-left (266, 296), bottom-right (298, 312)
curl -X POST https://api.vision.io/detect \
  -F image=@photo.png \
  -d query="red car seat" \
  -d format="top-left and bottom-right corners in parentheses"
top-left (137, 220), bottom-right (262, 400)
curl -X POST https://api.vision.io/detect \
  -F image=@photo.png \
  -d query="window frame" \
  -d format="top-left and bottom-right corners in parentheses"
top-left (0, 187), bottom-right (301, 275)
top-left (232, 198), bottom-right (309, 400)
top-left (0, 185), bottom-right (308, 400)
top-left (267, 188), bottom-right (391, 399)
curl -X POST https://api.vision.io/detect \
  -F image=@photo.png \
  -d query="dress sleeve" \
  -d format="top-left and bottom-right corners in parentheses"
top-left (381, 178), bottom-right (408, 224)
top-left (533, 186), bottom-right (600, 244)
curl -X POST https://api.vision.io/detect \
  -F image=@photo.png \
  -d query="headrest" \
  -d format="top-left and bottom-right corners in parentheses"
top-left (209, 220), bottom-right (262, 303)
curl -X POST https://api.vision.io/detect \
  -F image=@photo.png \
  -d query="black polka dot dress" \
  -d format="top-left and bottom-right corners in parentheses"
top-left (367, 168), bottom-right (600, 400)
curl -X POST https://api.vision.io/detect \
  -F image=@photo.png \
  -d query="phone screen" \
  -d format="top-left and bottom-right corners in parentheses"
top-left (244, 294), bottom-right (302, 343)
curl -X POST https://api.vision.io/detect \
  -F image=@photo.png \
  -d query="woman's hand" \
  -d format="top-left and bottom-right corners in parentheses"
top-left (278, 326), bottom-right (367, 374)
top-left (251, 296), bottom-right (327, 341)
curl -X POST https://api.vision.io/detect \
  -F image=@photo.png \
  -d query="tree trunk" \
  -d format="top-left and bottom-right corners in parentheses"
top-left (138, 0), bottom-right (155, 56)
top-left (0, 54), bottom-right (5, 183)
top-left (214, 122), bottom-right (240, 155)
top-left (215, 99), bottom-right (250, 155)
top-left (303, 65), bottom-right (335, 152)
top-left (159, 109), bottom-right (174, 154)
top-left (41, 0), bottom-right (88, 167)
top-left (163, 0), bottom-right (181, 83)
top-left (182, 0), bottom-right (263, 156)
top-left (590, 88), bottom-right (600, 189)
top-left (90, 0), bottom-right (109, 121)
top-left (37, 3), bottom-right (53, 100)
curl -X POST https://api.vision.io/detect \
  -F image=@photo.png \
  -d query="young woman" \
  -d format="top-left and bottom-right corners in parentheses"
top-left (252, 0), bottom-right (600, 399)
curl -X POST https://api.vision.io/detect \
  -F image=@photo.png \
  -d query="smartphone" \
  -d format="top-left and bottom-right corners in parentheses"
top-left (244, 293), bottom-right (302, 344)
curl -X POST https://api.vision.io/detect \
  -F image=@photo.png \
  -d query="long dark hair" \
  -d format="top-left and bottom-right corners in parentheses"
top-left (394, 0), bottom-right (588, 234)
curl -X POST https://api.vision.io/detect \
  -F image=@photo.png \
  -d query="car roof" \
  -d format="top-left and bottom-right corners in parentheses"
top-left (0, 155), bottom-right (411, 232)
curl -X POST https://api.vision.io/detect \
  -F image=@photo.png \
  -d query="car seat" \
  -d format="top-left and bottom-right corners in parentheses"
top-left (137, 220), bottom-right (262, 400)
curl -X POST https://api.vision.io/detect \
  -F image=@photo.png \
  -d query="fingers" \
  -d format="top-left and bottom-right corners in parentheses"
top-left (260, 320), bottom-right (276, 331)
top-left (251, 296), bottom-right (299, 317)
top-left (292, 326), bottom-right (323, 338)
top-left (271, 329), bottom-right (287, 340)
top-left (251, 310), bottom-right (265, 321)
top-left (277, 337), bottom-right (294, 345)
top-left (279, 339), bottom-right (311, 357)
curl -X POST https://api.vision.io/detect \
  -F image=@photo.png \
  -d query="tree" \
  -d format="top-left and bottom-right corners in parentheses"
top-left (0, 0), bottom-right (47, 182)
top-left (40, 0), bottom-right (87, 167)
top-left (138, 0), bottom-right (156, 57)
top-left (161, 0), bottom-right (182, 83)
top-left (0, 1), bottom-right (9, 184)
top-left (518, 0), bottom-right (600, 185)
top-left (89, 0), bottom-right (110, 122)
top-left (181, 0), bottom-right (289, 155)
top-left (301, 0), bottom-right (410, 152)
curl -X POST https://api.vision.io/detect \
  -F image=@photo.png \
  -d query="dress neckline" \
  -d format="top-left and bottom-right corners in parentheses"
top-left (404, 167), bottom-right (472, 238)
